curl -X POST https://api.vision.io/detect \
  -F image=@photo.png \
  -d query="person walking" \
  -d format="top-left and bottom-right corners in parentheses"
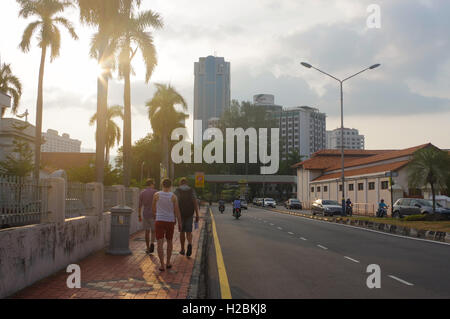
top-left (138, 179), bottom-right (158, 254)
top-left (174, 178), bottom-right (200, 257)
top-left (152, 179), bottom-right (182, 272)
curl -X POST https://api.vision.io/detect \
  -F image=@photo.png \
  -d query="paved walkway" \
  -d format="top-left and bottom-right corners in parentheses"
top-left (11, 210), bottom-right (206, 299)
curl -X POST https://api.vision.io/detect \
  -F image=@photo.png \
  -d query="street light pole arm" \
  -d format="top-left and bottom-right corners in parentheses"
top-left (311, 66), bottom-right (342, 83)
top-left (342, 67), bottom-right (371, 83)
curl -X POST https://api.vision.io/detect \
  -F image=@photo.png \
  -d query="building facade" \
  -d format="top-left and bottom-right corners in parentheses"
top-left (0, 118), bottom-right (35, 163)
top-left (294, 144), bottom-right (440, 215)
top-left (275, 106), bottom-right (326, 160)
top-left (253, 94), bottom-right (283, 114)
top-left (194, 56), bottom-right (231, 132)
top-left (327, 128), bottom-right (365, 150)
top-left (41, 129), bottom-right (81, 153)
top-left (0, 92), bottom-right (11, 116)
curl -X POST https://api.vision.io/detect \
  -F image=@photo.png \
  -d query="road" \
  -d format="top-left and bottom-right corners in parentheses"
top-left (206, 205), bottom-right (450, 299)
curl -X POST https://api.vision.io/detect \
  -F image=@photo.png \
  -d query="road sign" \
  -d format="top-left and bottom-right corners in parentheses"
top-left (385, 171), bottom-right (399, 177)
top-left (195, 172), bottom-right (205, 188)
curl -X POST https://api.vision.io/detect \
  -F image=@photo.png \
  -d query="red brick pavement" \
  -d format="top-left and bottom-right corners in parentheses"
top-left (11, 210), bottom-right (206, 299)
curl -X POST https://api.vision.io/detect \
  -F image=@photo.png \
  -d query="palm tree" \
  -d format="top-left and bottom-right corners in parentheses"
top-left (116, 5), bottom-right (163, 186)
top-left (77, 0), bottom-right (127, 183)
top-left (0, 63), bottom-right (23, 117)
top-left (17, 0), bottom-right (78, 181)
top-left (408, 147), bottom-right (450, 213)
top-left (147, 84), bottom-right (188, 179)
top-left (90, 105), bottom-right (124, 164)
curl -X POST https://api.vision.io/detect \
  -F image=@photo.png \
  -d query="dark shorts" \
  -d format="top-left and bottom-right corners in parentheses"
top-left (155, 221), bottom-right (175, 240)
top-left (181, 216), bottom-right (194, 233)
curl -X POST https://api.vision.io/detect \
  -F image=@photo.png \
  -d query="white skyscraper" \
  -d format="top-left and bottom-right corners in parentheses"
top-left (41, 129), bottom-right (81, 153)
top-left (326, 128), bottom-right (365, 150)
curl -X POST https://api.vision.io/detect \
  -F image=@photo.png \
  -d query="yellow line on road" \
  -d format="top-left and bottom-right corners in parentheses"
top-left (210, 208), bottom-right (232, 299)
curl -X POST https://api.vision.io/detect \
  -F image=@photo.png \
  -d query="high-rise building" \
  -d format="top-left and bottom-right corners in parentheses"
top-left (275, 106), bottom-right (327, 160)
top-left (194, 56), bottom-right (231, 132)
top-left (326, 128), bottom-right (365, 150)
top-left (41, 129), bottom-right (81, 153)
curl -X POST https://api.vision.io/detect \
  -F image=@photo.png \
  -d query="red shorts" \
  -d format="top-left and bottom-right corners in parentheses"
top-left (155, 221), bottom-right (176, 240)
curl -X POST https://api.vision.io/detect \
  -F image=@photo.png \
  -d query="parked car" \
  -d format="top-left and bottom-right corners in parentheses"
top-left (312, 199), bottom-right (342, 216)
top-left (252, 198), bottom-right (259, 205)
top-left (285, 199), bottom-right (302, 210)
top-left (262, 198), bottom-right (276, 208)
top-left (393, 198), bottom-right (450, 218)
top-left (241, 200), bottom-right (248, 210)
top-left (256, 198), bottom-right (263, 206)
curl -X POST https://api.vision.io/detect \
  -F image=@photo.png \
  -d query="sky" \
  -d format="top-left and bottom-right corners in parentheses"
top-left (1, 0), bottom-right (449, 156)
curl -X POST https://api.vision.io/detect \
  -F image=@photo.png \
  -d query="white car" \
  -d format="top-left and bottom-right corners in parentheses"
top-left (262, 198), bottom-right (276, 208)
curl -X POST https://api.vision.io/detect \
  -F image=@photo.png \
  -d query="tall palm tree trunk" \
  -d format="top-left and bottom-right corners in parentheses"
top-left (162, 129), bottom-right (169, 179)
top-left (33, 46), bottom-right (47, 182)
top-left (96, 74), bottom-right (108, 183)
top-left (123, 65), bottom-right (132, 187)
top-left (431, 182), bottom-right (436, 213)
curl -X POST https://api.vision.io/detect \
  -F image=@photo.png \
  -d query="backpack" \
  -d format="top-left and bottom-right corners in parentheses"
top-left (177, 188), bottom-right (195, 217)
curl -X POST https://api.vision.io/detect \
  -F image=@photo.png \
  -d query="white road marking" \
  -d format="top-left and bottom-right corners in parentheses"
top-left (270, 223), bottom-right (274, 226)
top-left (277, 227), bottom-right (283, 230)
top-left (389, 275), bottom-right (414, 286)
top-left (317, 245), bottom-right (328, 250)
top-left (300, 237), bottom-right (307, 241)
top-left (344, 256), bottom-right (360, 263)
top-left (288, 232), bottom-right (294, 235)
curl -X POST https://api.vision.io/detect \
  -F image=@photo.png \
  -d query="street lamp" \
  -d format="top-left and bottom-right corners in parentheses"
top-left (300, 62), bottom-right (381, 216)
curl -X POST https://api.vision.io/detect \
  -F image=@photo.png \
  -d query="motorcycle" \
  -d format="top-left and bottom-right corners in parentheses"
top-left (346, 205), bottom-right (353, 216)
top-left (376, 207), bottom-right (388, 218)
top-left (233, 207), bottom-right (241, 220)
top-left (219, 205), bottom-right (225, 214)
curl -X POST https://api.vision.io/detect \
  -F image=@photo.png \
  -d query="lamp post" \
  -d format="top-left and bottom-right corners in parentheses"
top-left (300, 62), bottom-right (380, 216)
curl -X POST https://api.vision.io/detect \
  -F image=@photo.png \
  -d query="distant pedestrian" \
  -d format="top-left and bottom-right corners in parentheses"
top-left (139, 179), bottom-right (157, 254)
top-left (152, 179), bottom-right (182, 272)
top-left (174, 178), bottom-right (200, 257)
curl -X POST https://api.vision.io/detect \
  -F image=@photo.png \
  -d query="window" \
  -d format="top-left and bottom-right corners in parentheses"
top-left (311, 187), bottom-right (315, 193)
top-left (324, 186), bottom-right (328, 192)
top-left (369, 182), bottom-right (375, 190)
top-left (358, 183), bottom-right (364, 191)
top-left (349, 184), bottom-right (354, 191)
top-left (381, 181), bottom-right (389, 190)
top-left (317, 186), bottom-right (321, 192)
top-left (339, 185), bottom-right (343, 192)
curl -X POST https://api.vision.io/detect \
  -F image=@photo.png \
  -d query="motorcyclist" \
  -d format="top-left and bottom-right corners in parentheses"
top-left (218, 199), bottom-right (225, 212)
top-left (377, 199), bottom-right (388, 217)
top-left (233, 198), bottom-right (241, 216)
top-left (346, 198), bottom-right (353, 216)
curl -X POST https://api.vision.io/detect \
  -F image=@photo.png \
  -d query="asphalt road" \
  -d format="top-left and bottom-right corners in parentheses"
top-left (206, 205), bottom-right (450, 299)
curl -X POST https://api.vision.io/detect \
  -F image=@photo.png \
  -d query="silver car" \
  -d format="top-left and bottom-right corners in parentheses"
top-left (393, 198), bottom-right (450, 218)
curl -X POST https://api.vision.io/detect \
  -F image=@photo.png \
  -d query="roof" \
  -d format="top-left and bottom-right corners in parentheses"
top-left (324, 143), bottom-right (432, 172)
top-left (312, 161), bottom-right (410, 182)
top-left (41, 152), bottom-right (95, 171)
top-left (292, 149), bottom-right (390, 170)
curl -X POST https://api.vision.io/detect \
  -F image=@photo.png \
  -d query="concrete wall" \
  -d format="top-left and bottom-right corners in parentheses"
top-left (0, 179), bottom-right (142, 298)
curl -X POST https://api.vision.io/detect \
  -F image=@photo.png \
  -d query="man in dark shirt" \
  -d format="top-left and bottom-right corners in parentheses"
top-left (139, 179), bottom-right (158, 254)
top-left (174, 178), bottom-right (199, 257)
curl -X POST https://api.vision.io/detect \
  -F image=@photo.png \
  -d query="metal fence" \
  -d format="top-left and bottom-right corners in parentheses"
top-left (353, 203), bottom-right (378, 217)
top-left (0, 175), bottom-right (49, 228)
top-left (104, 186), bottom-right (117, 212)
top-left (65, 182), bottom-right (93, 219)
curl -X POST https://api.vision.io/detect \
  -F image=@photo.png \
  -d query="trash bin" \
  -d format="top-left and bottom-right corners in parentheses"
top-left (106, 206), bottom-right (133, 255)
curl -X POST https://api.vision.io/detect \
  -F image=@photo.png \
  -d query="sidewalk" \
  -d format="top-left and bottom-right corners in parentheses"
top-left (11, 209), bottom-right (207, 299)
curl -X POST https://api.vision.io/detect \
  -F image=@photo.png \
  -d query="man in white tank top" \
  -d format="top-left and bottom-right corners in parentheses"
top-left (152, 179), bottom-right (182, 272)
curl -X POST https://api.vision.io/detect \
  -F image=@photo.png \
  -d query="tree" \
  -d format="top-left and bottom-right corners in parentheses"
top-left (115, 4), bottom-right (163, 187)
top-left (408, 147), bottom-right (450, 213)
top-left (0, 122), bottom-right (34, 177)
top-left (89, 105), bottom-right (124, 164)
top-left (147, 84), bottom-right (187, 179)
top-left (17, 0), bottom-right (78, 182)
top-left (77, 0), bottom-right (127, 183)
top-left (0, 63), bottom-right (23, 117)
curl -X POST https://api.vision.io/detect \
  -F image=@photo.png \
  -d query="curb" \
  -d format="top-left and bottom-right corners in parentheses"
top-left (264, 207), bottom-right (450, 244)
top-left (187, 209), bottom-right (209, 299)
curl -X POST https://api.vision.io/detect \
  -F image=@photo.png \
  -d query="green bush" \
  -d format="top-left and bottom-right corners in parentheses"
top-left (404, 215), bottom-right (427, 221)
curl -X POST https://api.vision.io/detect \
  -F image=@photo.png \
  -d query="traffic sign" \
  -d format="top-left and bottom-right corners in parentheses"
top-left (195, 172), bottom-right (205, 188)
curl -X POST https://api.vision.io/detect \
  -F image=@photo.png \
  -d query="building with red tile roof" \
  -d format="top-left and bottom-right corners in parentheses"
top-left (293, 143), bottom-right (445, 215)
